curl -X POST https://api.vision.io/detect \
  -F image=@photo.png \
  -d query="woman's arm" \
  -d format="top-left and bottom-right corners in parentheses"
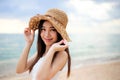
top-left (16, 43), bottom-right (30, 73)
top-left (16, 28), bottom-right (35, 73)
top-left (36, 40), bottom-right (68, 80)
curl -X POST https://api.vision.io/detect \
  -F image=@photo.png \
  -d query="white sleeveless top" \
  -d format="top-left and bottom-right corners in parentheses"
top-left (30, 57), bottom-right (61, 80)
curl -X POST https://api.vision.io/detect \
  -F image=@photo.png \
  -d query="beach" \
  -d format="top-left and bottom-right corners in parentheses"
top-left (1, 59), bottom-right (120, 80)
top-left (60, 60), bottom-right (120, 80)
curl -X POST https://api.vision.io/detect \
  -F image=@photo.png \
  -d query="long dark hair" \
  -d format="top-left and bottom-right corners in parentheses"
top-left (29, 20), bottom-right (71, 77)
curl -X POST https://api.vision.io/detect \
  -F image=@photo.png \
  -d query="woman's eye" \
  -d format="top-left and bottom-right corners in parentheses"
top-left (51, 29), bottom-right (56, 31)
top-left (41, 28), bottom-right (45, 31)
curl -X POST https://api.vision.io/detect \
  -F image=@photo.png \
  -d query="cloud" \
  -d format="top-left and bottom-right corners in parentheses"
top-left (97, 19), bottom-right (120, 34)
top-left (0, 0), bottom-right (119, 34)
top-left (65, 0), bottom-right (120, 35)
top-left (67, 0), bottom-right (115, 21)
top-left (0, 19), bottom-right (27, 33)
top-left (0, 0), bottom-right (68, 33)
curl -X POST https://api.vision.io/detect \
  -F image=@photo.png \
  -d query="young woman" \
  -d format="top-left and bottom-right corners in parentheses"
top-left (16, 8), bottom-right (71, 80)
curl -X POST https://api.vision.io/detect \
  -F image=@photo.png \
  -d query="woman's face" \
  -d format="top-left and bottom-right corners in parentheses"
top-left (40, 21), bottom-right (57, 46)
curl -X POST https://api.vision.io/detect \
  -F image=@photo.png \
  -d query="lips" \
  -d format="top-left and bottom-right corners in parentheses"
top-left (44, 38), bottom-right (53, 42)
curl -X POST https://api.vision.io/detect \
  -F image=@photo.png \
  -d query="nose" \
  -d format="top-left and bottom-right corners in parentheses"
top-left (45, 30), bottom-right (50, 37)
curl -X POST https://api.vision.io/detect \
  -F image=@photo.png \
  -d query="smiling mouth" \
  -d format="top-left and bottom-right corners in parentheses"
top-left (44, 38), bottom-right (53, 42)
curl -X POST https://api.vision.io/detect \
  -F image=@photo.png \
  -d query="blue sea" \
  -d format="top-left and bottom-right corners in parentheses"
top-left (0, 33), bottom-right (120, 78)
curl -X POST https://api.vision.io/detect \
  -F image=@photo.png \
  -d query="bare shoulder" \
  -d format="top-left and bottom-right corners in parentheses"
top-left (57, 51), bottom-right (68, 59)
top-left (53, 51), bottom-right (68, 70)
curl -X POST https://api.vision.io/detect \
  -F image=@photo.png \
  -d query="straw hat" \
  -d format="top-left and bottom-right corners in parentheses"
top-left (29, 8), bottom-right (71, 42)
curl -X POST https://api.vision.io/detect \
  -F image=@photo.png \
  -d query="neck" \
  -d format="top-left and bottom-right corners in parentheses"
top-left (44, 45), bottom-right (51, 56)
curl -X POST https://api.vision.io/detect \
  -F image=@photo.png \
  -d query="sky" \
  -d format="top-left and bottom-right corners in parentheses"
top-left (0, 0), bottom-right (120, 35)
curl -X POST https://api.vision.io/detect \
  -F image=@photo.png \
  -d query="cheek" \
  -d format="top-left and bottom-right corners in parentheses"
top-left (52, 32), bottom-right (57, 40)
top-left (54, 34), bottom-right (57, 40)
top-left (40, 32), bottom-right (57, 38)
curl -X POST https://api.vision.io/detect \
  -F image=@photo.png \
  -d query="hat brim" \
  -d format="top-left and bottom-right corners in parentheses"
top-left (29, 14), bottom-right (71, 42)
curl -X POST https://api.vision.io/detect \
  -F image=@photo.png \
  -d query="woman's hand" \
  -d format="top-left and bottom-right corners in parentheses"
top-left (24, 27), bottom-right (35, 45)
top-left (50, 40), bottom-right (68, 52)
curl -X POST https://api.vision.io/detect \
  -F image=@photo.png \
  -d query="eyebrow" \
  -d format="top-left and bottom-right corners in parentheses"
top-left (50, 27), bottom-right (55, 29)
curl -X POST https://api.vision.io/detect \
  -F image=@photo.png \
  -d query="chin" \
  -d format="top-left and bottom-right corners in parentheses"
top-left (45, 42), bottom-right (54, 46)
